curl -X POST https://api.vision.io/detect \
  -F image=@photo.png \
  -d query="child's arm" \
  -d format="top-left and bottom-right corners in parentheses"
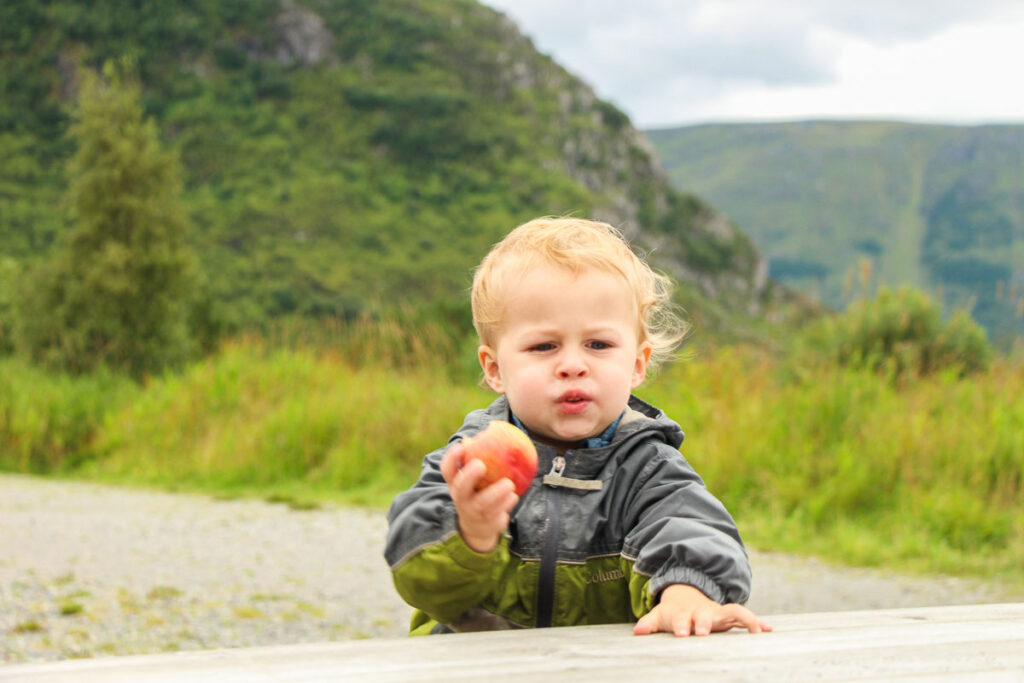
top-left (384, 438), bottom-right (519, 628)
top-left (634, 584), bottom-right (771, 637)
top-left (622, 448), bottom-right (760, 631)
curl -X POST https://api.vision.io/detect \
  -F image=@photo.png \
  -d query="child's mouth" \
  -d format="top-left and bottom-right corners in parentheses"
top-left (559, 392), bottom-right (590, 414)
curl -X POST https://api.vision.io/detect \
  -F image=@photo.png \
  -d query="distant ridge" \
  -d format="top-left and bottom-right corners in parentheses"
top-left (647, 120), bottom-right (1024, 343)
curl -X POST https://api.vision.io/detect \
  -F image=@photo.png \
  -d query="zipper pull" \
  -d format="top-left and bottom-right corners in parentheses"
top-left (543, 455), bottom-right (603, 490)
top-left (548, 455), bottom-right (566, 477)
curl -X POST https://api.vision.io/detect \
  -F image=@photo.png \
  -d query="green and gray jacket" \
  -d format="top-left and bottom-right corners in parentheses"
top-left (384, 395), bottom-right (751, 634)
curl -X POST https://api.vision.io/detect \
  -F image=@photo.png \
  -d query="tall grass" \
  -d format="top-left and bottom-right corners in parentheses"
top-left (0, 358), bottom-right (137, 472)
top-left (85, 341), bottom-right (491, 504)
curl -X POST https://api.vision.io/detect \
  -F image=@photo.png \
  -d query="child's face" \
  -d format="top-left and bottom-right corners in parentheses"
top-left (478, 264), bottom-right (651, 451)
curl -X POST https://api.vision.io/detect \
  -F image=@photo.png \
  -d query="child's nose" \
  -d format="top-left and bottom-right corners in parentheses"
top-left (556, 350), bottom-right (588, 378)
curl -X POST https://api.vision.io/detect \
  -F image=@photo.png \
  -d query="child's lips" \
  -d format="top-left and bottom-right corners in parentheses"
top-left (557, 391), bottom-right (592, 414)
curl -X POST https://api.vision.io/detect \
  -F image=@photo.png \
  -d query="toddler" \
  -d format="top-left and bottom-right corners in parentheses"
top-left (385, 217), bottom-right (769, 637)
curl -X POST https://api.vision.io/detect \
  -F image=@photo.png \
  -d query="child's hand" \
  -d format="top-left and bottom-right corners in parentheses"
top-left (440, 441), bottom-right (520, 553)
top-left (634, 584), bottom-right (772, 637)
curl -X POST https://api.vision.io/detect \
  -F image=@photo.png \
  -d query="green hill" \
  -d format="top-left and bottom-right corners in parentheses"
top-left (647, 121), bottom-right (1024, 345)
top-left (1, 0), bottom-right (785, 342)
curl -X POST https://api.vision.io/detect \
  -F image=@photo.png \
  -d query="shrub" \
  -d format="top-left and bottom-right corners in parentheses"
top-left (802, 286), bottom-right (992, 377)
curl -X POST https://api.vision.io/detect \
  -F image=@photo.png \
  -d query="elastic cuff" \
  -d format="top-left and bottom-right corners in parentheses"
top-left (650, 567), bottom-right (726, 604)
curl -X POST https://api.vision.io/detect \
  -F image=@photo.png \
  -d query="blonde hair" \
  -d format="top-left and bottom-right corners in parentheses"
top-left (471, 217), bottom-right (688, 370)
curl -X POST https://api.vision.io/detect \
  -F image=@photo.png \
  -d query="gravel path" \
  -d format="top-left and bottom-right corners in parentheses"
top-left (2, 474), bottom-right (1020, 664)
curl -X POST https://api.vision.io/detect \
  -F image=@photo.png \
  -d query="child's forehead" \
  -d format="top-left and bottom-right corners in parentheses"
top-left (502, 261), bottom-right (638, 314)
top-left (498, 264), bottom-right (640, 326)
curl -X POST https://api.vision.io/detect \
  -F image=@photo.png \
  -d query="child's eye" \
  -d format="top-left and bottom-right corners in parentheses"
top-left (587, 340), bottom-right (613, 350)
top-left (529, 343), bottom-right (555, 352)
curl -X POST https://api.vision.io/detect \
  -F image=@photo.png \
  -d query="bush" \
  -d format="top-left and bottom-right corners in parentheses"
top-left (802, 286), bottom-right (992, 377)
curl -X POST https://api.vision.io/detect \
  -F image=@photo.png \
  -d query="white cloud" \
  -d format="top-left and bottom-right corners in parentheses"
top-left (682, 18), bottom-right (1024, 125)
top-left (482, 0), bottom-right (1024, 127)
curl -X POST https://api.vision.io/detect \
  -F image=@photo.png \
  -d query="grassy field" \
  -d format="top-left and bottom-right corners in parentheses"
top-left (1, 334), bottom-right (1021, 587)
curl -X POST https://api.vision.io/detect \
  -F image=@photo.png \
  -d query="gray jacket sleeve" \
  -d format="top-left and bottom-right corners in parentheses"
top-left (384, 446), bottom-right (458, 567)
top-left (622, 447), bottom-right (752, 605)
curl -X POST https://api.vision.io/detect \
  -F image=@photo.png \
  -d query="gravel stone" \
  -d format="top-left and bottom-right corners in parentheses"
top-left (2, 474), bottom-right (1019, 663)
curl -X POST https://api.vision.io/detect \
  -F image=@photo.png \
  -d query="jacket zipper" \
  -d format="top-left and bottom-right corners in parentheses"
top-left (536, 454), bottom-right (565, 628)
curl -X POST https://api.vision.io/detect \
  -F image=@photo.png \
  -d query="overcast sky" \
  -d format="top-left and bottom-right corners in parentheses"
top-left (481, 0), bottom-right (1024, 129)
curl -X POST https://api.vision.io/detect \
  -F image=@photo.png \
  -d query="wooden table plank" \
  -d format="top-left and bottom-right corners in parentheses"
top-left (3, 603), bottom-right (1023, 682)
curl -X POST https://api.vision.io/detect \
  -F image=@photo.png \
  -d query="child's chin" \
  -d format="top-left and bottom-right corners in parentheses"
top-left (532, 428), bottom-right (588, 449)
top-left (550, 426), bottom-right (598, 444)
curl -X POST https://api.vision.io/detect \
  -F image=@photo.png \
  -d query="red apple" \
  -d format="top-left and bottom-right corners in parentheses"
top-left (460, 421), bottom-right (538, 496)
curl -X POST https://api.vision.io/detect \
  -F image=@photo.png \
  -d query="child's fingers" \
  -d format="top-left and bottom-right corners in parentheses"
top-left (632, 612), bottom-right (658, 635)
top-left (439, 442), bottom-right (467, 484)
top-left (449, 458), bottom-right (485, 499)
top-left (635, 600), bottom-right (771, 638)
top-left (474, 477), bottom-right (518, 511)
top-left (452, 468), bottom-right (517, 522)
top-left (634, 606), bottom-right (693, 637)
top-left (672, 611), bottom-right (696, 637)
top-left (714, 604), bottom-right (768, 634)
top-left (692, 608), bottom-right (713, 636)
top-left (733, 605), bottom-right (766, 634)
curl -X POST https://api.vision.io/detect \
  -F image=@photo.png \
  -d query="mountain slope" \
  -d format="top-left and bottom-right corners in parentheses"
top-left (647, 121), bottom-right (1024, 343)
top-left (1, 0), bottom-right (781, 338)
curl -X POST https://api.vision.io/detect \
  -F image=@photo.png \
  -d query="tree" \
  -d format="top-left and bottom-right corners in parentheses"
top-left (15, 61), bottom-right (198, 377)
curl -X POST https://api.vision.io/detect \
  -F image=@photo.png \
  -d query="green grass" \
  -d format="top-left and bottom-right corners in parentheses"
top-left (0, 359), bottom-right (138, 473)
top-left (81, 340), bottom-right (492, 505)
top-left (59, 602), bottom-right (84, 617)
top-left (146, 586), bottom-right (183, 601)
top-left (12, 620), bottom-right (45, 634)
top-left (1, 335), bottom-right (1021, 586)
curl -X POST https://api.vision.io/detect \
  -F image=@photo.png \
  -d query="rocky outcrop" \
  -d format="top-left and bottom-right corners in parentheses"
top-left (272, 0), bottom-right (336, 67)
top-left (480, 6), bottom-right (770, 308)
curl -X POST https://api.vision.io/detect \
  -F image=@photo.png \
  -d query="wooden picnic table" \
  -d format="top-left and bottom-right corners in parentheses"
top-left (2, 602), bottom-right (1022, 681)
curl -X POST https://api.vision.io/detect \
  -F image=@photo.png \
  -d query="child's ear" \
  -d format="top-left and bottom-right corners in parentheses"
top-left (632, 342), bottom-right (652, 388)
top-left (478, 345), bottom-right (504, 393)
